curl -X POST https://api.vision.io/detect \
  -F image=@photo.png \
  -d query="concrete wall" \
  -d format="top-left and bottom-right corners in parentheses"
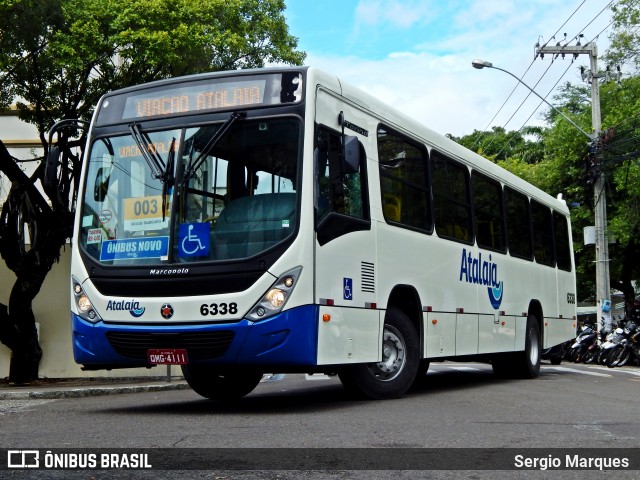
top-left (0, 247), bottom-right (164, 379)
top-left (1, 107), bottom-right (173, 379)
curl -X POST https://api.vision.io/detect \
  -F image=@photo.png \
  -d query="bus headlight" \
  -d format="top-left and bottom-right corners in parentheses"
top-left (77, 295), bottom-right (92, 312)
top-left (247, 267), bottom-right (302, 321)
top-left (266, 289), bottom-right (286, 308)
top-left (72, 276), bottom-right (102, 323)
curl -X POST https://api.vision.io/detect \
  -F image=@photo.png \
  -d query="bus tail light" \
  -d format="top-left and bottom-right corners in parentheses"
top-left (246, 266), bottom-right (302, 322)
top-left (72, 276), bottom-right (102, 323)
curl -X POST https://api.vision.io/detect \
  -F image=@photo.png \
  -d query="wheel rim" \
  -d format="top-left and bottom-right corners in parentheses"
top-left (366, 324), bottom-right (406, 382)
top-left (528, 326), bottom-right (539, 366)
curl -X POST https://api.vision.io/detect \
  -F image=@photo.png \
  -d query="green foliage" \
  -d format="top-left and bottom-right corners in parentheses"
top-left (543, 82), bottom-right (591, 121)
top-left (0, 0), bottom-right (305, 134)
top-left (605, 0), bottom-right (640, 73)
top-left (452, 126), bottom-right (545, 164)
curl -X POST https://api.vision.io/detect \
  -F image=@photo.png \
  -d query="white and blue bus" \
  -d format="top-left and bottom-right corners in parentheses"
top-left (70, 66), bottom-right (577, 400)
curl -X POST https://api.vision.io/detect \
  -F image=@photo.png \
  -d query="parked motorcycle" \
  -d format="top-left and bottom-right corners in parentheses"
top-left (597, 306), bottom-right (640, 367)
top-left (599, 325), bottom-right (625, 366)
top-left (567, 323), bottom-right (597, 363)
top-left (607, 320), bottom-right (639, 368)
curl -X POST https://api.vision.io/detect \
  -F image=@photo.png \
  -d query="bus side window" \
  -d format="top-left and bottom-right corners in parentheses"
top-left (377, 126), bottom-right (431, 232)
top-left (554, 211), bottom-right (572, 271)
top-left (504, 187), bottom-right (533, 260)
top-left (472, 171), bottom-right (506, 252)
top-left (315, 127), bottom-right (367, 221)
top-left (431, 151), bottom-right (472, 243)
top-left (314, 125), bottom-right (370, 245)
top-left (531, 200), bottom-right (555, 266)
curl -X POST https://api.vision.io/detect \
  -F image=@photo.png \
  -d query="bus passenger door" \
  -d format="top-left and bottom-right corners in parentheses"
top-left (313, 96), bottom-right (378, 365)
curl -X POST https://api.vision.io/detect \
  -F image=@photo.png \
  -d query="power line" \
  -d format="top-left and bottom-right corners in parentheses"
top-left (479, 1), bottom-right (597, 137)
top-left (502, 62), bottom-right (556, 131)
top-left (476, 60), bottom-right (537, 136)
top-left (585, 0), bottom-right (616, 43)
top-left (491, 61), bottom-right (576, 161)
top-left (539, 0), bottom-right (588, 49)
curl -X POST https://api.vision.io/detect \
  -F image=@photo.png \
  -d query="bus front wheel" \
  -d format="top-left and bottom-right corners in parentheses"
top-left (338, 307), bottom-right (419, 400)
top-left (181, 365), bottom-right (262, 401)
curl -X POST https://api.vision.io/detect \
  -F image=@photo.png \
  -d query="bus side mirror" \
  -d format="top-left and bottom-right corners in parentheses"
top-left (342, 135), bottom-right (360, 174)
top-left (43, 146), bottom-right (60, 199)
top-left (94, 167), bottom-right (111, 202)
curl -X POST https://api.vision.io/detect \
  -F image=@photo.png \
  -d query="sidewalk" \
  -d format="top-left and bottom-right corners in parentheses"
top-left (0, 377), bottom-right (190, 400)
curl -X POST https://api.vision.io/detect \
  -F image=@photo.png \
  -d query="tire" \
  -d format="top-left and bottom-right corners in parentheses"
top-left (181, 365), bottom-right (263, 401)
top-left (607, 345), bottom-right (623, 368)
top-left (567, 347), bottom-right (580, 363)
top-left (617, 349), bottom-right (632, 367)
top-left (338, 307), bottom-right (419, 400)
top-left (597, 348), bottom-right (607, 365)
top-left (608, 345), bottom-right (631, 368)
top-left (583, 348), bottom-right (598, 364)
top-left (599, 347), bottom-right (614, 366)
top-left (493, 314), bottom-right (541, 379)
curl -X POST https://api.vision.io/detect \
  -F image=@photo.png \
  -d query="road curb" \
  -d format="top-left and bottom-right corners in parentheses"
top-left (0, 382), bottom-right (190, 400)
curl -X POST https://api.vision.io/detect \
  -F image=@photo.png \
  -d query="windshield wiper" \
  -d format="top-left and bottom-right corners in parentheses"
top-left (183, 111), bottom-right (246, 183)
top-left (128, 122), bottom-right (166, 181)
top-left (161, 138), bottom-right (176, 221)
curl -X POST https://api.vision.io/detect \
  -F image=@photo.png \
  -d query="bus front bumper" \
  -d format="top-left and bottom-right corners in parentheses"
top-left (72, 304), bottom-right (319, 370)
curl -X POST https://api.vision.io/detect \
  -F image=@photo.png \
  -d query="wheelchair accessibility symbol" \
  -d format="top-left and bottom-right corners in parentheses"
top-left (343, 277), bottom-right (353, 301)
top-left (178, 223), bottom-right (210, 257)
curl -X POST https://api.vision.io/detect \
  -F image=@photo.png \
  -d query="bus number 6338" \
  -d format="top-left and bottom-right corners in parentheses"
top-left (200, 302), bottom-right (238, 316)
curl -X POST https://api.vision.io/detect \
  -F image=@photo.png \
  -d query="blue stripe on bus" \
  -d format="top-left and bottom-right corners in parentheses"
top-left (71, 304), bottom-right (319, 368)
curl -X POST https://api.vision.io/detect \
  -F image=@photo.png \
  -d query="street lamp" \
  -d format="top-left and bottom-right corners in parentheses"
top-left (472, 58), bottom-right (612, 333)
top-left (471, 59), bottom-right (592, 140)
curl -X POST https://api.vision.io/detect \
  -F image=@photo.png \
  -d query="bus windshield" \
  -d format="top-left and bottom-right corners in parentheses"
top-left (79, 117), bottom-right (301, 265)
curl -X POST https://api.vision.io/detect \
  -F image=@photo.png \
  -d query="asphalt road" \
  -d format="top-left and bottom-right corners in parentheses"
top-left (2, 362), bottom-right (639, 479)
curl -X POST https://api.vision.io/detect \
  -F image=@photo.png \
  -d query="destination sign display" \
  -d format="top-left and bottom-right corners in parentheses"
top-left (95, 72), bottom-right (303, 125)
top-left (122, 79), bottom-right (266, 120)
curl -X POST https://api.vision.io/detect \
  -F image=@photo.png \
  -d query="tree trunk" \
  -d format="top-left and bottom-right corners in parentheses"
top-left (0, 140), bottom-right (60, 384)
top-left (1, 119), bottom-right (81, 382)
top-left (0, 271), bottom-right (47, 384)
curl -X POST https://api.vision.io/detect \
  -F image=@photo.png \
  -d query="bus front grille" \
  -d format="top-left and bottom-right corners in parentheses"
top-left (105, 331), bottom-right (236, 360)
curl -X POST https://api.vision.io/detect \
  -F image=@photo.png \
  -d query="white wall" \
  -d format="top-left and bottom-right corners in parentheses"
top-left (1, 107), bottom-right (166, 379)
top-left (0, 247), bottom-right (164, 379)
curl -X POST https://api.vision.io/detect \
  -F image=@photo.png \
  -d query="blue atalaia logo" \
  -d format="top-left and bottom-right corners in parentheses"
top-left (459, 248), bottom-right (504, 309)
top-left (106, 300), bottom-right (145, 317)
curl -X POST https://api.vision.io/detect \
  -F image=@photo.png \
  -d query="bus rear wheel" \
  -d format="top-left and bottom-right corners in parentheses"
top-left (493, 314), bottom-right (541, 379)
top-left (181, 365), bottom-right (262, 401)
top-left (338, 307), bottom-right (419, 400)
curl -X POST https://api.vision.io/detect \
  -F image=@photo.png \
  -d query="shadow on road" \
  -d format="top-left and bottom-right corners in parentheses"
top-left (96, 364), bottom-right (527, 416)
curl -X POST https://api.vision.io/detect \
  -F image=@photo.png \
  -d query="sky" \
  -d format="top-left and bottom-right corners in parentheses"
top-left (283, 0), bottom-right (616, 137)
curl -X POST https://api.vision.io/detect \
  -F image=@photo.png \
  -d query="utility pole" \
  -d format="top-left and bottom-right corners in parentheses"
top-left (536, 41), bottom-right (611, 331)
